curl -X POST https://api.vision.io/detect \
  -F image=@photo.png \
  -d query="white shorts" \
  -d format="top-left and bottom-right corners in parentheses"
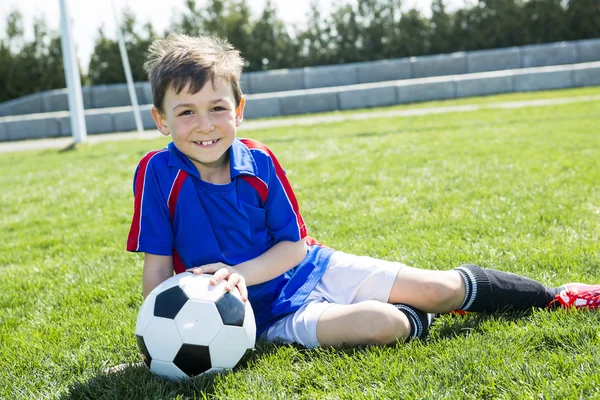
top-left (263, 251), bottom-right (405, 348)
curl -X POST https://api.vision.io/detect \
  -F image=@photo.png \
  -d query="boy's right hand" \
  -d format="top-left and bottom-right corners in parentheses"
top-left (190, 263), bottom-right (248, 302)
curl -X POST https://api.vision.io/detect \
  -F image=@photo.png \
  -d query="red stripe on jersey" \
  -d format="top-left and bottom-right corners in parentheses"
top-left (168, 170), bottom-right (189, 219)
top-left (127, 150), bottom-right (166, 251)
top-left (240, 175), bottom-right (269, 203)
top-left (173, 248), bottom-right (187, 274)
top-left (305, 236), bottom-right (325, 247)
top-left (240, 138), bottom-right (307, 238)
top-left (168, 170), bottom-right (189, 274)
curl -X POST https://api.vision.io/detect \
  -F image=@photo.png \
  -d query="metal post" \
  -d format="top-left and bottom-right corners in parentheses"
top-left (111, 0), bottom-right (144, 134)
top-left (59, 0), bottom-right (87, 143)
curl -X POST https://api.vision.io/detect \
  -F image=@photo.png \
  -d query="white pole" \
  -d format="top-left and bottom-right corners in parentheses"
top-left (59, 0), bottom-right (87, 143)
top-left (111, 0), bottom-right (144, 134)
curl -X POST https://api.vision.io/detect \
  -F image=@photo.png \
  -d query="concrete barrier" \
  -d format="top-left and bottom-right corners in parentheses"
top-left (338, 83), bottom-right (397, 110)
top-left (112, 105), bottom-right (155, 132)
top-left (90, 84), bottom-right (131, 108)
top-left (1, 61), bottom-right (599, 140)
top-left (396, 77), bottom-right (456, 103)
top-left (455, 71), bottom-right (514, 98)
top-left (4, 114), bottom-right (63, 140)
top-left (520, 42), bottom-right (578, 68)
top-left (577, 38), bottom-right (600, 63)
top-left (357, 58), bottom-right (412, 84)
top-left (0, 95), bottom-right (43, 117)
top-left (514, 65), bottom-right (574, 92)
top-left (304, 64), bottom-right (359, 89)
top-left (2, 38), bottom-right (599, 117)
top-left (0, 120), bottom-right (7, 141)
top-left (412, 52), bottom-right (467, 78)
top-left (85, 112), bottom-right (115, 134)
top-left (137, 82), bottom-right (153, 105)
top-left (41, 90), bottom-right (69, 113)
top-left (246, 69), bottom-right (304, 94)
top-left (467, 47), bottom-right (520, 73)
top-left (573, 62), bottom-right (600, 87)
top-left (279, 90), bottom-right (339, 115)
top-left (244, 96), bottom-right (282, 119)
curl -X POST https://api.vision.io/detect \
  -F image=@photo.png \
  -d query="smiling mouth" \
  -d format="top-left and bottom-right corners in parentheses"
top-left (193, 139), bottom-right (220, 147)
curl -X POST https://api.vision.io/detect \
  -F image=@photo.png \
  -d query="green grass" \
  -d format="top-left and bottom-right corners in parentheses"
top-left (1, 87), bottom-right (599, 399)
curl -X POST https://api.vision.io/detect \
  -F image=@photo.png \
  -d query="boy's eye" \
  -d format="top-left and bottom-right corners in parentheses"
top-left (178, 110), bottom-right (193, 116)
top-left (212, 106), bottom-right (226, 112)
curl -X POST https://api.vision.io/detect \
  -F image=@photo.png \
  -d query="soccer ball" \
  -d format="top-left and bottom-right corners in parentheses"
top-left (135, 271), bottom-right (256, 381)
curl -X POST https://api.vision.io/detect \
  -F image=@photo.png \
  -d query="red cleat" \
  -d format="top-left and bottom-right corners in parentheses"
top-left (549, 283), bottom-right (600, 310)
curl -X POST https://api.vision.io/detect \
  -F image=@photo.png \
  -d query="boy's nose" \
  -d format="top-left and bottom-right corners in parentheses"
top-left (195, 114), bottom-right (214, 133)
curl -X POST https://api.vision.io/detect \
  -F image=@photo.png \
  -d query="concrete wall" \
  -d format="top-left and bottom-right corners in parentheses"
top-left (2, 61), bottom-right (599, 141)
top-left (2, 38), bottom-right (599, 118)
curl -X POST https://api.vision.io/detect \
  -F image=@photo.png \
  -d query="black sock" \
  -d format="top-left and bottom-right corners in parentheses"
top-left (454, 264), bottom-right (563, 312)
top-left (393, 304), bottom-right (433, 340)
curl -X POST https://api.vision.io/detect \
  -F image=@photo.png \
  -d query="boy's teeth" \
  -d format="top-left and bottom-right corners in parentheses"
top-left (198, 140), bottom-right (215, 145)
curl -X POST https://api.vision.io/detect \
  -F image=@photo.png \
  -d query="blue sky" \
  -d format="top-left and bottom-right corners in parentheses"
top-left (0, 0), bottom-right (465, 72)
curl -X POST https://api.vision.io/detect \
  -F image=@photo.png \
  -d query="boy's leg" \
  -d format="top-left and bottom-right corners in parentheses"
top-left (387, 267), bottom-right (466, 313)
top-left (388, 264), bottom-right (563, 314)
top-left (316, 301), bottom-right (412, 347)
top-left (265, 299), bottom-right (419, 348)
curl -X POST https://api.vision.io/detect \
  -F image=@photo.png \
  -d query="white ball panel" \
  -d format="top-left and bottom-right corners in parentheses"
top-left (148, 272), bottom-right (190, 297)
top-left (135, 293), bottom-right (156, 336)
top-left (143, 317), bottom-right (183, 361)
top-left (174, 300), bottom-right (223, 345)
top-left (150, 359), bottom-right (188, 381)
top-left (209, 326), bottom-right (249, 369)
top-left (179, 273), bottom-right (229, 302)
top-left (243, 302), bottom-right (257, 348)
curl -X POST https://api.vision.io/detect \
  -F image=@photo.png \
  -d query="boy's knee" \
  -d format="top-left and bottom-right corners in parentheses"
top-left (363, 302), bottom-right (410, 344)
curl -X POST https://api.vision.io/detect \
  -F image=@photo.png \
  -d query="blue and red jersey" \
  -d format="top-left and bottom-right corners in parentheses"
top-left (127, 138), bottom-right (334, 336)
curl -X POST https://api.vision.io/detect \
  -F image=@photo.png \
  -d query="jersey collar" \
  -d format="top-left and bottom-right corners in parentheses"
top-left (167, 139), bottom-right (258, 179)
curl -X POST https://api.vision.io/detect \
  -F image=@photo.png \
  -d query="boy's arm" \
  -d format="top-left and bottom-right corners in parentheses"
top-left (235, 238), bottom-right (306, 286)
top-left (142, 253), bottom-right (174, 298)
top-left (192, 238), bottom-right (306, 299)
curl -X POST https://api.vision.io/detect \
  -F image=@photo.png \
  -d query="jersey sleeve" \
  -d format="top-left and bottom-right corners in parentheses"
top-left (263, 150), bottom-right (308, 244)
top-left (126, 153), bottom-right (174, 255)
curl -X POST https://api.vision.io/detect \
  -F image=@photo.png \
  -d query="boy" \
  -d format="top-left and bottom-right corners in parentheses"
top-left (127, 34), bottom-right (599, 349)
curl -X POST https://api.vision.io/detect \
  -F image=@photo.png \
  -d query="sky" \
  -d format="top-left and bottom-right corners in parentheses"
top-left (0, 0), bottom-right (464, 73)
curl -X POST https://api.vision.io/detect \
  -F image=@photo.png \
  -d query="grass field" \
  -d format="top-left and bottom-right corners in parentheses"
top-left (1, 87), bottom-right (599, 399)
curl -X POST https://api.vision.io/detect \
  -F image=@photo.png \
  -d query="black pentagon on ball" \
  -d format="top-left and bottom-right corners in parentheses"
top-left (215, 292), bottom-right (245, 326)
top-left (136, 335), bottom-right (152, 368)
top-left (154, 286), bottom-right (189, 319)
top-left (173, 344), bottom-right (212, 376)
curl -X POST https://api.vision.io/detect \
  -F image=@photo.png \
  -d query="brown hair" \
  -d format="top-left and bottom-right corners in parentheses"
top-left (144, 34), bottom-right (244, 113)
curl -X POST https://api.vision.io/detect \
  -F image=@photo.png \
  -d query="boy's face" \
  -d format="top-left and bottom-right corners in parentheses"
top-left (152, 78), bottom-right (245, 175)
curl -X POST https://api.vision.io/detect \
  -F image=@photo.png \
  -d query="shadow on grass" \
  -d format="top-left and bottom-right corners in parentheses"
top-left (429, 309), bottom-right (535, 341)
top-left (58, 142), bottom-right (78, 153)
top-left (60, 341), bottom-right (283, 400)
top-left (59, 312), bottom-right (545, 399)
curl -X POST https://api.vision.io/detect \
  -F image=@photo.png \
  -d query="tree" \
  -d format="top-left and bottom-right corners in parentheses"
top-left (0, 11), bottom-right (65, 103)
top-left (565, 0), bottom-right (600, 40)
top-left (297, 1), bottom-right (337, 66)
top-left (87, 10), bottom-right (158, 85)
top-left (429, 0), bottom-right (454, 54)
top-left (392, 8), bottom-right (430, 57)
top-left (522, 0), bottom-right (567, 43)
top-left (246, 0), bottom-right (298, 71)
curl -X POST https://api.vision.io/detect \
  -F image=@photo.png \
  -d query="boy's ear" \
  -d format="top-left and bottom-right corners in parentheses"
top-left (235, 97), bottom-right (245, 127)
top-left (151, 107), bottom-right (171, 136)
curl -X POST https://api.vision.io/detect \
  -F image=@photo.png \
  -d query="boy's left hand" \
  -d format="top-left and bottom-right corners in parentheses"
top-left (190, 263), bottom-right (248, 302)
